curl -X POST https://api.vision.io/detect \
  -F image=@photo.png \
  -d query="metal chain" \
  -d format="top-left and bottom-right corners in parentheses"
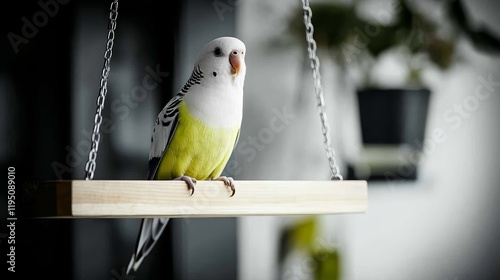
top-left (84, 0), bottom-right (119, 180)
top-left (301, 0), bottom-right (343, 180)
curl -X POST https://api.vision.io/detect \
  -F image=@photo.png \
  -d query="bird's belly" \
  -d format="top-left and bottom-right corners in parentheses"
top-left (155, 116), bottom-right (239, 180)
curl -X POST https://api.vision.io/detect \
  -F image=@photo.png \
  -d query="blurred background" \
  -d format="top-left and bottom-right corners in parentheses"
top-left (1, 0), bottom-right (500, 279)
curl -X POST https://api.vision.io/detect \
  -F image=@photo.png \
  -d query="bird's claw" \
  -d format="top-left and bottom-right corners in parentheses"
top-left (216, 176), bottom-right (236, 197)
top-left (175, 176), bottom-right (197, 196)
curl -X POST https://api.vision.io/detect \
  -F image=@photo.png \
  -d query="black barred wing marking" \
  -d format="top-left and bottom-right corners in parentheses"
top-left (147, 96), bottom-right (180, 180)
top-left (147, 65), bottom-right (204, 180)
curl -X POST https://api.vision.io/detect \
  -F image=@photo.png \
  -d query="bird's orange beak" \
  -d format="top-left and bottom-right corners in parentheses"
top-left (229, 50), bottom-right (242, 75)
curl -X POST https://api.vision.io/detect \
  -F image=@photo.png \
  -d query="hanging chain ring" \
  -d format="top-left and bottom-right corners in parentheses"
top-left (84, 0), bottom-right (119, 180)
top-left (301, 0), bottom-right (343, 181)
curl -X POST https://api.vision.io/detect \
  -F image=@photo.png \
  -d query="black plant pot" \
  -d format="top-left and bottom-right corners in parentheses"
top-left (348, 88), bottom-right (431, 182)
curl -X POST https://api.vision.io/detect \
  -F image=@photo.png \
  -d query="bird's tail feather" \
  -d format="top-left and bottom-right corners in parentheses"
top-left (126, 253), bottom-right (142, 275)
top-left (126, 218), bottom-right (170, 274)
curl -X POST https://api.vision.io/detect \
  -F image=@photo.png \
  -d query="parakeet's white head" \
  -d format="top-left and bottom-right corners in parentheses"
top-left (183, 37), bottom-right (246, 128)
top-left (195, 36), bottom-right (246, 87)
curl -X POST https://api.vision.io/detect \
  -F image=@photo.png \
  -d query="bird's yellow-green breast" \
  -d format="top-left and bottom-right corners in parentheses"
top-left (155, 101), bottom-right (240, 180)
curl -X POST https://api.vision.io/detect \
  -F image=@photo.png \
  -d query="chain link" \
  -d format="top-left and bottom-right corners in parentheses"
top-left (84, 0), bottom-right (119, 180)
top-left (301, 0), bottom-right (343, 180)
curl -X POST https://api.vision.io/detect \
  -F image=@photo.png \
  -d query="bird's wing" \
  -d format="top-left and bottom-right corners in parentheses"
top-left (128, 65), bottom-right (205, 275)
top-left (126, 94), bottom-right (182, 274)
top-left (147, 64), bottom-right (203, 180)
top-left (126, 95), bottom-right (181, 275)
top-left (146, 93), bottom-right (183, 180)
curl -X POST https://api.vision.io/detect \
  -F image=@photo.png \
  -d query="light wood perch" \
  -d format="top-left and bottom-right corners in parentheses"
top-left (24, 180), bottom-right (368, 218)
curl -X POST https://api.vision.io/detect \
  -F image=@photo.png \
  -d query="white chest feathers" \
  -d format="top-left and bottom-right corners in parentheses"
top-left (183, 85), bottom-right (243, 129)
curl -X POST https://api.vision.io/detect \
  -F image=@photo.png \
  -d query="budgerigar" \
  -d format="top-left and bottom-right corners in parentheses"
top-left (126, 37), bottom-right (246, 274)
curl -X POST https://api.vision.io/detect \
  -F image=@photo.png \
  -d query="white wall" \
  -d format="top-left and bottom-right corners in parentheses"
top-left (236, 1), bottom-right (500, 279)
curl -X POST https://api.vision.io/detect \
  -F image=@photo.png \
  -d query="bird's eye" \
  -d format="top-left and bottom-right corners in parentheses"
top-left (213, 47), bottom-right (223, 57)
top-left (213, 72), bottom-right (217, 77)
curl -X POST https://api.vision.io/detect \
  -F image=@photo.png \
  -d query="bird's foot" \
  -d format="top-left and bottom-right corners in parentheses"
top-left (215, 176), bottom-right (236, 197)
top-left (174, 175), bottom-right (197, 196)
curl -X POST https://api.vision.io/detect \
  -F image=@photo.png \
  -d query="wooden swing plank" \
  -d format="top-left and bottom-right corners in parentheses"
top-left (24, 180), bottom-right (368, 218)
